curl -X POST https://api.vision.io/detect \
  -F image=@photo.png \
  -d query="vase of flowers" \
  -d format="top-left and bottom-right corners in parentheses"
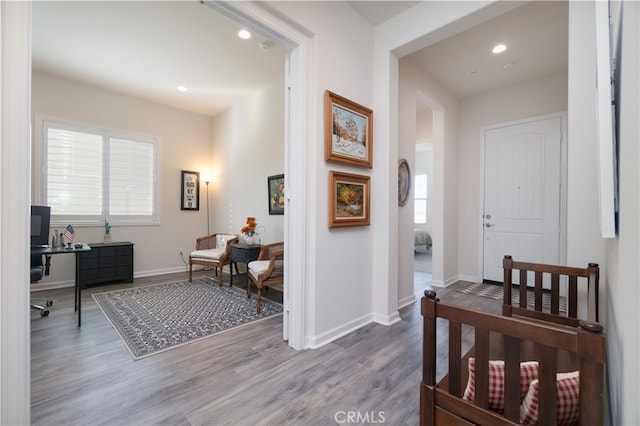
top-left (241, 216), bottom-right (258, 245)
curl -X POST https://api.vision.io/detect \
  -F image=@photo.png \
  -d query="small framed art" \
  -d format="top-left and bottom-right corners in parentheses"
top-left (268, 174), bottom-right (285, 215)
top-left (328, 170), bottom-right (370, 228)
top-left (181, 170), bottom-right (200, 211)
top-left (324, 90), bottom-right (373, 168)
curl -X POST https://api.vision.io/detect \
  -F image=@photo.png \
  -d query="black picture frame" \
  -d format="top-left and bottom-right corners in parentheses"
top-left (268, 174), bottom-right (285, 215)
top-left (181, 170), bottom-right (200, 211)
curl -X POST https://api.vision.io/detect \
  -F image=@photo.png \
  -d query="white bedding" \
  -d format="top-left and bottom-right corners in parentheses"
top-left (415, 229), bottom-right (432, 250)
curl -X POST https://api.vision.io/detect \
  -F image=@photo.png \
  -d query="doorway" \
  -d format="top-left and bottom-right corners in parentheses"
top-left (481, 114), bottom-right (566, 283)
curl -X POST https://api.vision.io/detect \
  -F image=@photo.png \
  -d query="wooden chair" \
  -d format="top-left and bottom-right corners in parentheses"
top-left (502, 255), bottom-right (599, 327)
top-left (421, 290), bottom-right (606, 425)
top-left (189, 233), bottom-right (239, 285)
top-left (247, 242), bottom-right (284, 314)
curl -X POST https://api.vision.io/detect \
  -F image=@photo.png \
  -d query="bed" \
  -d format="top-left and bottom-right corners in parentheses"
top-left (420, 258), bottom-right (605, 425)
top-left (415, 229), bottom-right (432, 252)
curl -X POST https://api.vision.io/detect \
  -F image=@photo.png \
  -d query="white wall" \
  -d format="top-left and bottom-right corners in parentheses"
top-left (457, 72), bottom-right (569, 280)
top-left (416, 108), bottom-right (433, 141)
top-left (265, 1), bottom-right (377, 344)
top-left (210, 79), bottom-right (285, 244)
top-left (597, 1), bottom-right (640, 423)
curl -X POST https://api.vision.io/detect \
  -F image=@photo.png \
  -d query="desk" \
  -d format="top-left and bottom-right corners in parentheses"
top-left (229, 243), bottom-right (261, 287)
top-left (31, 244), bottom-right (91, 327)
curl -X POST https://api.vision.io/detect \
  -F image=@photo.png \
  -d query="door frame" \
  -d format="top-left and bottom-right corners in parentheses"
top-left (478, 112), bottom-right (568, 281)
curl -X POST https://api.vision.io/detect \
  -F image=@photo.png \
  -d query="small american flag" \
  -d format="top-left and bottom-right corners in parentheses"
top-left (63, 224), bottom-right (75, 242)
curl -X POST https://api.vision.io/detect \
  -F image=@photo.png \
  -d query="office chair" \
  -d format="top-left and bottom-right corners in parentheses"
top-left (31, 253), bottom-right (53, 317)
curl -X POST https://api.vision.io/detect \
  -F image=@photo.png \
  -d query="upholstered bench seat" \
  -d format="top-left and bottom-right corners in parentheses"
top-left (248, 260), bottom-right (270, 278)
top-left (190, 248), bottom-right (224, 261)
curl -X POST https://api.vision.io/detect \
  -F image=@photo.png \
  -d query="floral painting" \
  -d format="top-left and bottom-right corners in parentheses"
top-left (268, 174), bottom-right (285, 215)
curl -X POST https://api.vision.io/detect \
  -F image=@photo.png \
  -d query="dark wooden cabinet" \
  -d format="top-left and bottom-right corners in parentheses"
top-left (78, 242), bottom-right (134, 288)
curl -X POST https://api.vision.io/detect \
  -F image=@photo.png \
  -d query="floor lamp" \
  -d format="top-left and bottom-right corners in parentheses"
top-left (205, 180), bottom-right (210, 235)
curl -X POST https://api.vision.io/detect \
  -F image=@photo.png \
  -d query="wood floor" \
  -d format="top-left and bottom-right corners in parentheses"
top-left (30, 270), bottom-right (501, 426)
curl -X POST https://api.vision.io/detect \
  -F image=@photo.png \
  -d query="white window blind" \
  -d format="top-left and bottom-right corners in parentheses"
top-left (46, 127), bottom-right (103, 216)
top-left (109, 138), bottom-right (155, 217)
top-left (414, 174), bottom-right (427, 224)
top-left (40, 118), bottom-right (158, 226)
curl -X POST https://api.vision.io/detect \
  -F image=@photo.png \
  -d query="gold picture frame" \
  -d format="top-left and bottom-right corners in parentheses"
top-left (324, 90), bottom-right (373, 168)
top-left (328, 171), bottom-right (370, 228)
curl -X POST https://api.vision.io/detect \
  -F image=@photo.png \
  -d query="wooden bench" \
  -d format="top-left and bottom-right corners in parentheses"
top-left (420, 290), bottom-right (606, 425)
top-left (502, 255), bottom-right (599, 327)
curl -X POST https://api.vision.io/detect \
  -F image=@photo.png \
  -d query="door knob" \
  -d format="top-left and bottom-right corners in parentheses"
top-left (485, 223), bottom-right (494, 228)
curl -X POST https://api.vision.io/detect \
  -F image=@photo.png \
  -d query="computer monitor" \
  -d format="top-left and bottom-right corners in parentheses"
top-left (31, 205), bottom-right (51, 248)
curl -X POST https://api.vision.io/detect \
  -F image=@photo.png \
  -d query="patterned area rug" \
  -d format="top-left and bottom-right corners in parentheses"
top-left (457, 282), bottom-right (567, 312)
top-left (93, 277), bottom-right (283, 360)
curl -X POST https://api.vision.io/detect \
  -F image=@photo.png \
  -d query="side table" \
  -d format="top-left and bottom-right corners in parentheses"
top-left (229, 243), bottom-right (261, 287)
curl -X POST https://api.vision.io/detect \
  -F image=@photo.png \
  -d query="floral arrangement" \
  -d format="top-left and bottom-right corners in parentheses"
top-left (241, 216), bottom-right (258, 236)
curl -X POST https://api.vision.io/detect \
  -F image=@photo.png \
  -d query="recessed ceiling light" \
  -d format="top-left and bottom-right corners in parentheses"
top-left (238, 29), bottom-right (251, 40)
top-left (177, 86), bottom-right (188, 92)
top-left (492, 44), bottom-right (507, 54)
top-left (503, 61), bottom-right (514, 69)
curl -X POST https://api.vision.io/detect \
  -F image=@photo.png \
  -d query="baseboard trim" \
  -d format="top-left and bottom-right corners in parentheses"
top-left (431, 275), bottom-right (464, 288)
top-left (30, 266), bottom-right (190, 292)
top-left (372, 310), bottom-right (401, 326)
top-left (306, 313), bottom-right (373, 349)
top-left (397, 294), bottom-right (417, 310)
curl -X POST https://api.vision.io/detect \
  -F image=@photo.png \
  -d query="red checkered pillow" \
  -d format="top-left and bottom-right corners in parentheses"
top-left (462, 358), bottom-right (539, 413)
top-left (520, 371), bottom-right (580, 425)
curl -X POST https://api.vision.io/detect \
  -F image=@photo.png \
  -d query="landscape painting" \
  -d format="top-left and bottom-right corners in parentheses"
top-left (324, 91), bottom-right (373, 168)
top-left (328, 171), bottom-right (370, 228)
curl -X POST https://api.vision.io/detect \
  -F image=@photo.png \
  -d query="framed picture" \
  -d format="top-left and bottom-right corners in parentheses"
top-left (398, 159), bottom-right (411, 206)
top-left (181, 170), bottom-right (200, 211)
top-left (324, 90), bottom-right (373, 168)
top-left (328, 171), bottom-right (370, 228)
top-left (268, 174), bottom-right (285, 215)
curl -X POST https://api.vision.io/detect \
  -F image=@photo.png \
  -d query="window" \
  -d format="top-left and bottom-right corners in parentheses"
top-left (38, 118), bottom-right (158, 226)
top-left (414, 173), bottom-right (427, 223)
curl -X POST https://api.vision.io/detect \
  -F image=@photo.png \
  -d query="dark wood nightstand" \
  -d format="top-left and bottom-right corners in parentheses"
top-left (229, 243), bottom-right (261, 287)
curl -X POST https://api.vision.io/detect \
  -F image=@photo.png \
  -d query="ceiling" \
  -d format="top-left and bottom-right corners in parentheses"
top-left (405, 1), bottom-right (568, 99)
top-left (32, 1), bottom-right (567, 117)
top-left (32, 1), bottom-right (289, 117)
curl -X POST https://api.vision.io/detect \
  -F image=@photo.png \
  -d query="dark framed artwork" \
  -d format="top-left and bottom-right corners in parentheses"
top-left (328, 170), bottom-right (370, 228)
top-left (324, 90), bottom-right (373, 168)
top-left (268, 174), bottom-right (285, 215)
top-left (398, 159), bottom-right (411, 206)
top-left (181, 170), bottom-right (200, 211)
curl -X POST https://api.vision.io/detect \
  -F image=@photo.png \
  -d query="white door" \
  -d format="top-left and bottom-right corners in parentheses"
top-left (483, 116), bottom-right (562, 283)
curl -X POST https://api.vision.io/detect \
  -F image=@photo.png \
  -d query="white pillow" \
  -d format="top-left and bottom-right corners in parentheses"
top-left (216, 234), bottom-right (235, 249)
